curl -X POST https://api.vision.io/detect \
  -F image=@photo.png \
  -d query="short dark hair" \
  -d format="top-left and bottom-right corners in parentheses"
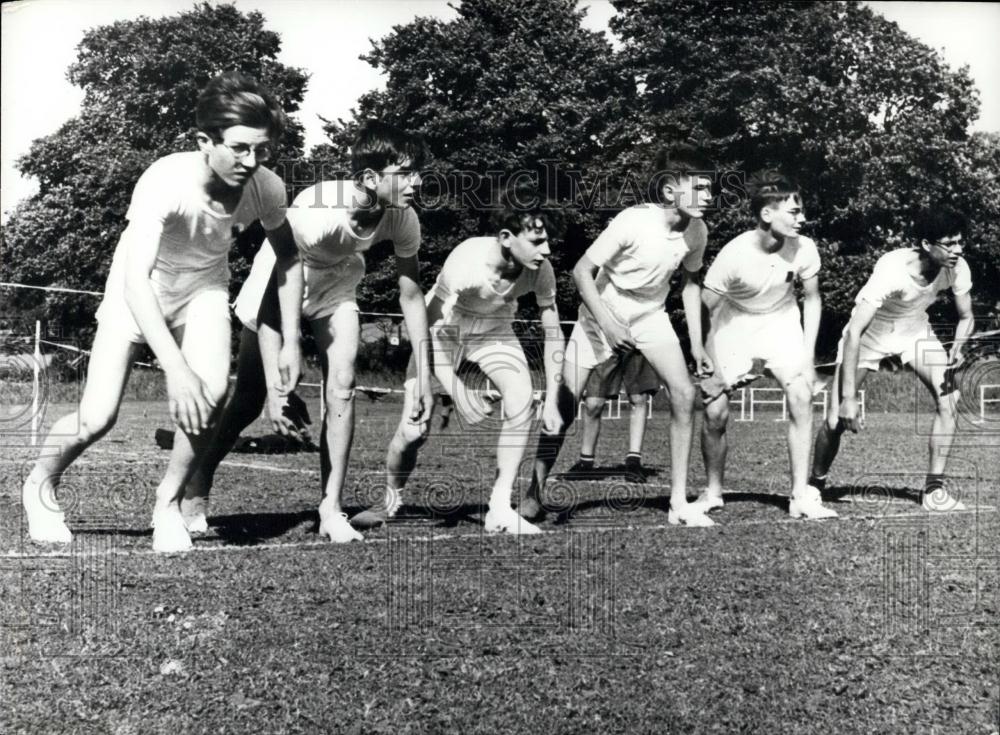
top-left (748, 170), bottom-right (801, 220)
top-left (196, 72), bottom-right (285, 141)
top-left (913, 207), bottom-right (967, 244)
top-left (351, 121), bottom-right (428, 175)
top-left (488, 182), bottom-right (563, 239)
top-left (647, 144), bottom-right (713, 203)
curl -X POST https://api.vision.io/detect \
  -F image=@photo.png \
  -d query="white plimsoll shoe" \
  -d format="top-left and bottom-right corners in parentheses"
top-left (789, 486), bottom-right (838, 520)
top-left (151, 506), bottom-right (194, 553)
top-left (484, 506), bottom-right (542, 535)
top-left (318, 511), bottom-right (364, 543)
top-left (667, 504), bottom-right (716, 527)
top-left (179, 497), bottom-right (209, 534)
top-left (922, 489), bottom-right (967, 512)
top-left (22, 474), bottom-right (73, 544)
top-left (691, 489), bottom-right (725, 512)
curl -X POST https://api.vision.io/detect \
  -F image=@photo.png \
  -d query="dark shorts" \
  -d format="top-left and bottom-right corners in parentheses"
top-left (584, 350), bottom-right (661, 399)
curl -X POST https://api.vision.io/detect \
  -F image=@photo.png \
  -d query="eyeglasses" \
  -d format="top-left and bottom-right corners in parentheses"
top-left (932, 238), bottom-right (963, 252)
top-left (219, 141), bottom-right (274, 163)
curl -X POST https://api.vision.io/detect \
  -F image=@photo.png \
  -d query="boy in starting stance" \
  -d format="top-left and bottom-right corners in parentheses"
top-left (521, 146), bottom-right (716, 527)
top-left (351, 188), bottom-right (564, 534)
top-left (698, 174), bottom-right (835, 520)
top-left (809, 208), bottom-right (974, 510)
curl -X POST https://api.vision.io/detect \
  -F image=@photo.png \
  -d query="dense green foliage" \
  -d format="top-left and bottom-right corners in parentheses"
top-left (1, 3), bottom-right (306, 337)
top-left (3, 0), bottom-right (998, 357)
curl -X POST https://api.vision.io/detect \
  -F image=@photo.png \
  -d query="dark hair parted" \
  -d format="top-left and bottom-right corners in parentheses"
top-left (196, 71), bottom-right (285, 141)
top-left (748, 170), bottom-right (801, 220)
top-left (351, 121), bottom-right (428, 176)
top-left (488, 182), bottom-right (564, 239)
top-left (913, 207), bottom-right (967, 244)
top-left (647, 144), bottom-right (714, 203)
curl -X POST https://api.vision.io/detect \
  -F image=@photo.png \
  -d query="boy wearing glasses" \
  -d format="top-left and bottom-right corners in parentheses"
top-left (809, 208), bottom-right (974, 511)
top-left (181, 121), bottom-right (433, 543)
top-left (21, 73), bottom-right (303, 552)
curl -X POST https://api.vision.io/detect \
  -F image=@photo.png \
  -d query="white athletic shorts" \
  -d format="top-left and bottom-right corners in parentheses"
top-left (234, 248), bottom-right (364, 332)
top-left (96, 285), bottom-right (230, 345)
top-left (566, 303), bottom-right (678, 371)
top-left (407, 312), bottom-right (525, 382)
top-left (707, 300), bottom-right (806, 385)
top-left (835, 318), bottom-right (938, 371)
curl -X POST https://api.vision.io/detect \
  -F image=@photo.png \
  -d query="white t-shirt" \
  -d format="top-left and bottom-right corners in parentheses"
top-left (704, 231), bottom-right (821, 314)
top-left (104, 152), bottom-right (287, 304)
top-left (430, 236), bottom-right (557, 323)
top-left (286, 179), bottom-right (420, 267)
top-left (235, 179), bottom-right (421, 324)
top-left (584, 205), bottom-right (707, 323)
top-left (855, 248), bottom-right (972, 330)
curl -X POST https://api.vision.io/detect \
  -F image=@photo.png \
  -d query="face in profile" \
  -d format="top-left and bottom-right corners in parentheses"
top-left (503, 216), bottom-right (552, 270)
top-left (663, 174), bottom-right (713, 219)
top-left (923, 233), bottom-right (963, 269)
top-left (762, 194), bottom-right (805, 239)
top-left (371, 158), bottom-right (422, 209)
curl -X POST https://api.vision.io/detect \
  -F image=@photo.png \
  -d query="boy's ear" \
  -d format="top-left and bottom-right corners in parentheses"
top-left (195, 131), bottom-right (213, 153)
top-left (759, 205), bottom-right (773, 224)
top-left (358, 168), bottom-right (378, 190)
top-left (497, 228), bottom-right (515, 245)
top-left (660, 183), bottom-right (676, 205)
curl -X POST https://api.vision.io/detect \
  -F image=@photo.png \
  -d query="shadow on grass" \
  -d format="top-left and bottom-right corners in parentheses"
top-left (823, 485), bottom-right (922, 506)
top-left (209, 509), bottom-right (316, 544)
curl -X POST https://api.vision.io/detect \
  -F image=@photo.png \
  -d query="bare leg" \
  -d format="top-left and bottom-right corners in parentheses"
top-left (768, 363), bottom-right (837, 519)
top-left (640, 340), bottom-right (708, 525)
top-left (627, 392), bottom-right (649, 455)
top-left (810, 365), bottom-right (869, 488)
top-left (522, 357), bottom-right (591, 516)
top-left (22, 320), bottom-right (139, 543)
top-left (182, 328), bottom-right (268, 523)
top-left (152, 299), bottom-right (232, 551)
top-left (312, 308), bottom-right (363, 541)
top-left (578, 396), bottom-right (606, 461)
top-left (700, 393), bottom-right (730, 504)
top-left (911, 341), bottom-right (964, 510)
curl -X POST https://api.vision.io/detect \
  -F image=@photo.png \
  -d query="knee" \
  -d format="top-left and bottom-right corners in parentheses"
top-left (78, 408), bottom-right (117, 442)
top-left (703, 403), bottom-right (729, 433)
top-left (584, 401), bottom-right (605, 420)
top-left (936, 396), bottom-right (957, 425)
top-left (670, 382), bottom-right (697, 414)
top-left (785, 381), bottom-right (812, 415)
top-left (396, 418), bottom-right (429, 449)
top-left (503, 387), bottom-right (535, 425)
top-left (325, 368), bottom-right (356, 406)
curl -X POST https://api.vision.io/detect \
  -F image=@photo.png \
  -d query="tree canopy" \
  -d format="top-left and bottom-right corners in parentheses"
top-left (3, 0), bottom-right (998, 356)
top-left (2, 2), bottom-right (307, 336)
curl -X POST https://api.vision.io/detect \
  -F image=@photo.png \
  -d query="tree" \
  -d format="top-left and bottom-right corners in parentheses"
top-left (309, 0), bottom-right (634, 321)
top-left (611, 0), bottom-right (999, 351)
top-left (1, 2), bottom-right (307, 338)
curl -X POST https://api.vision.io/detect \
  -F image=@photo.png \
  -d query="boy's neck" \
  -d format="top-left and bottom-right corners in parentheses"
top-left (348, 183), bottom-right (386, 230)
top-left (914, 249), bottom-right (941, 284)
top-left (754, 225), bottom-right (787, 254)
top-left (491, 237), bottom-right (524, 280)
top-left (661, 206), bottom-right (690, 233)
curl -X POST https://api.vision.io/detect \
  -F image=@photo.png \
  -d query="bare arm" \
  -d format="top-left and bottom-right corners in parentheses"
top-left (681, 268), bottom-right (712, 375)
top-left (396, 254), bottom-right (432, 423)
top-left (539, 303), bottom-right (565, 434)
top-left (801, 274), bottom-right (822, 382)
top-left (949, 290), bottom-right (975, 363)
top-left (122, 222), bottom-right (215, 434)
top-left (264, 222), bottom-right (304, 391)
top-left (837, 300), bottom-right (878, 432)
top-left (573, 254), bottom-right (634, 351)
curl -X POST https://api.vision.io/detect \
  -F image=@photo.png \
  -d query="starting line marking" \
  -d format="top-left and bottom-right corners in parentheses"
top-left (2, 505), bottom-right (992, 559)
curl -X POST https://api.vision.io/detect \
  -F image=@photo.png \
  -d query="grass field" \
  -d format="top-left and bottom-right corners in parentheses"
top-left (2, 393), bottom-right (998, 734)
